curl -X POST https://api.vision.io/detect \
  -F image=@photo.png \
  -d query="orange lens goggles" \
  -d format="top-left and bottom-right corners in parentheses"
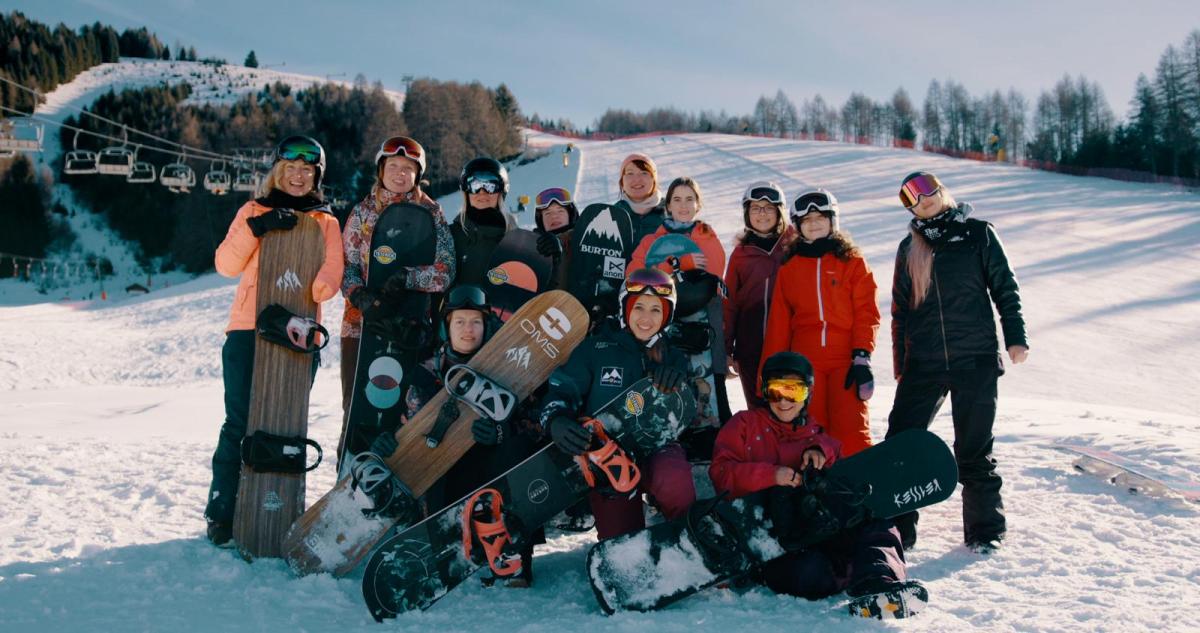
top-left (764, 378), bottom-right (809, 403)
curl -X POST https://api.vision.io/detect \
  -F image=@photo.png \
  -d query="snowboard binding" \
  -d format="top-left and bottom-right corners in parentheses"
top-left (347, 451), bottom-right (419, 522)
top-left (255, 303), bottom-right (329, 354)
top-left (461, 488), bottom-right (522, 577)
top-left (575, 418), bottom-right (641, 495)
top-left (684, 495), bottom-right (749, 577)
top-left (239, 430), bottom-right (323, 474)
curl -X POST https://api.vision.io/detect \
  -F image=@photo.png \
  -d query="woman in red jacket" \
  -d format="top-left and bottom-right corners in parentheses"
top-left (723, 181), bottom-right (796, 407)
top-left (760, 189), bottom-right (880, 456)
top-left (710, 352), bottom-right (924, 618)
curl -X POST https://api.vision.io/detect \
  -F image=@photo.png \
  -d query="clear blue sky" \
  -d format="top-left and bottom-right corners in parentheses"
top-left (7, 0), bottom-right (1199, 126)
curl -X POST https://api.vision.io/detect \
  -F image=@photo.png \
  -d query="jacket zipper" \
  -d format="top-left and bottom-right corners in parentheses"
top-left (933, 263), bottom-right (949, 370)
top-left (816, 257), bottom-right (827, 347)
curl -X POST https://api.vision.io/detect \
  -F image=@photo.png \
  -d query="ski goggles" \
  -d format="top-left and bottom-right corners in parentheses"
top-left (793, 191), bottom-right (836, 215)
top-left (764, 378), bottom-right (810, 403)
top-left (276, 138), bottom-right (323, 165)
top-left (535, 187), bottom-right (572, 210)
top-left (898, 174), bottom-right (942, 208)
top-left (466, 174), bottom-right (502, 194)
top-left (445, 284), bottom-right (489, 312)
top-left (744, 184), bottom-right (784, 206)
top-left (624, 280), bottom-right (674, 297)
top-left (375, 136), bottom-right (425, 166)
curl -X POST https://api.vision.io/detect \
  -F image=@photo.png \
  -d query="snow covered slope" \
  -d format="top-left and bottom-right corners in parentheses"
top-left (1, 133), bottom-right (1198, 632)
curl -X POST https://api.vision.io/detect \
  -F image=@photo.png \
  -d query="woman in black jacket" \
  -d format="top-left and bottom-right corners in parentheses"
top-left (886, 172), bottom-right (1028, 555)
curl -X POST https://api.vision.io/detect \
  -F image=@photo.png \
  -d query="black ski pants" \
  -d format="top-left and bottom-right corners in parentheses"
top-left (885, 365), bottom-right (1005, 546)
top-left (761, 519), bottom-right (907, 599)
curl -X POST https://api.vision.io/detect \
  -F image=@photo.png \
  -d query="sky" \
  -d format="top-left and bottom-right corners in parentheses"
top-left (6, 0), bottom-right (1200, 127)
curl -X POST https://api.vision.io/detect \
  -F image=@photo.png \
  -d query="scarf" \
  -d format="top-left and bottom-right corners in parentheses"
top-left (791, 238), bottom-right (836, 258)
top-left (620, 190), bottom-right (663, 215)
top-left (911, 203), bottom-right (971, 246)
top-left (663, 217), bottom-right (696, 232)
top-left (744, 231), bottom-right (781, 253)
top-left (256, 190), bottom-right (328, 213)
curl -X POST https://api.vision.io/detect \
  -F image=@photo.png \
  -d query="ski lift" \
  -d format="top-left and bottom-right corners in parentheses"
top-left (0, 118), bottom-right (44, 155)
top-left (126, 149), bottom-right (156, 184)
top-left (322, 185), bottom-right (348, 209)
top-left (203, 160), bottom-right (231, 195)
top-left (96, 126), bottom-right (134, 176)
top-left (63, 130), bottom-right (98, 175)
top-left (232, 169), bottom-right (261, 193)
top-left (160, 151), bottom-right (195, 193)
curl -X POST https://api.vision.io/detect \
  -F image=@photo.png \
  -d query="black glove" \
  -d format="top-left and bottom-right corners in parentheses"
top-left (367, 315), bottom-right (432, 350)
top-left (369, 429), bottom-right (399, 458)
top-left (843, 349), bottom-right (874, 401)
top-left (246, 208), bottom-right (298, 237)
top-left (349, 287), bottom-right (395, 323)
top-left (471, 417), bottom-right (509, 446)
top-left (650, 364), bottom-right (687, 393)
top-left (536, 230), bottom-right (563, 258)
top-left (381, 274), bottom-right (411, 302)
top-left (548, 416), bottom-right (592, 456)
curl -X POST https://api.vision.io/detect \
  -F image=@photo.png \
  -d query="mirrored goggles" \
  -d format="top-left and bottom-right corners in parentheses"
top-left (466, 176), bottom-right (502, 194)
top-left (536, 187), bottom-right (572, 210)
top-left (764, 378), bottom-right (810, 403)
top-left (899, 174), bottom-right (942, 208)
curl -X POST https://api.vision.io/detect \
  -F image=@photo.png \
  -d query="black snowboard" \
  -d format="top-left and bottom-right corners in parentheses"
top-left (362, 377), bottom-right (697, 620)
top-left (484, 228), bottom-right (553, 321)
top-left (587, 429), bottom-right (958, 613)
top-left (338, 203), bottom-right (436, 471)
top-left (567, 203), bottom-right (634, 321)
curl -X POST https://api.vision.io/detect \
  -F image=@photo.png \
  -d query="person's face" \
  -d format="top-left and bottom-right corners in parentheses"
top-left (279, 159), bottom-right (316, 197)
top-left (468, 190), bottom-right (501, 210)
top-left (447, 309), bottom-right (485, 354)
top-left (798, 211), bottom-right (832, 242)
top-left (621, 165), bottom-right (654, 201)
top-left (382, 155), bottom-right (419, 194)
top-left (747, 201), bottom-right (779, 233)
top-left (540, 202), bottom-right (570, 231)
top-left (667, 185), bottom-right (700, 222)
top-left (628, 294), bottom-right (665, 341)
top-left (911, 191), bottom-right (945, 219)
top-left (766, 373), bottom-right (805, 422)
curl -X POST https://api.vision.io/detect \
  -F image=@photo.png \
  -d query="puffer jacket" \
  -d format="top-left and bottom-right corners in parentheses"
top-left (214, 200), bottom-right (343, 332)
top-left (709, 407), bottom-right (841, 499)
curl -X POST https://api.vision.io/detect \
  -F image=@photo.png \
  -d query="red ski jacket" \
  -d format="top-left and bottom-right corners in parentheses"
top-left (709, 407), bottom-right (841, 499)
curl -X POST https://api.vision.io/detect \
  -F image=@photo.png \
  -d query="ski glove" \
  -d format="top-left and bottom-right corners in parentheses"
top-left (381, 274), bottom-right (411, 302)
top-left (246, 208), bottom-right (298, 237)
top-left (370, 429), bottom-right (399, 458)
top-left (548, 416), bottom-right (592, 456)
top-left (650, 364), bottom-right (687, 393)
top-left (536, 230), bottom-right (563, 258)
top-left (844, 349), bottom-right (874, 401)
top-left (349, 287), bottom-right (396, 323)
top-left (471, 417), bottom-right (509, 446)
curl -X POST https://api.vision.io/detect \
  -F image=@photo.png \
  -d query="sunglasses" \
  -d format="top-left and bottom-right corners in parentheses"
top-left (466, 175), bottom-right (502, 194)
top-left (899, 174), bottom-right (942, 208)
top-left (793, 192), bottom-right (835, 215)
top-left (277, 140), bottom-right (322, 165)
top-left (536, 187), bottom-right (572, 210)
top-left (764, 378), bottom-right (810, 404)
top-left (625, 281), bottom-right (674, 297)
top-left (377, 136), bottom-right (424, 162)
top-left (745, 186), bottom-right (784, 205)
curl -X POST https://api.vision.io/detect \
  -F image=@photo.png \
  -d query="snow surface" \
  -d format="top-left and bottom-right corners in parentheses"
top-left (3, 120), bottom-right (1200, 629)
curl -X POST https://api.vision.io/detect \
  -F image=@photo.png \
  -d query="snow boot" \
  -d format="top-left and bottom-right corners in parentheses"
top-left (847, 580), bottom-right (928, 619)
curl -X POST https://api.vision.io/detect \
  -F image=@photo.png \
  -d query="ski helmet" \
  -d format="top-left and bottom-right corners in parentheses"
top-left (534, 187), bottom-right (578, 231)
top-left (760, 351), bottom-right (815, 388)
top-left (459, 157), bottom-right (509, 196)
top-left (375, 136), bottom-right (426, 180)
top-left (438, 284), bottom-right (496, 343)
top-left (742, 181), bottom-right (786, 232)
top-left (274, 135), bottom-right (326, 189)
top-left (791, 188), bottom-right (840, 234)
top-left (618, 267), bottom-right (676, 331)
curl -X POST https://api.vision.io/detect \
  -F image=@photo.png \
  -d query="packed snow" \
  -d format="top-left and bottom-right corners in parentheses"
top-left (2, 80), bottom-right (1200, 631)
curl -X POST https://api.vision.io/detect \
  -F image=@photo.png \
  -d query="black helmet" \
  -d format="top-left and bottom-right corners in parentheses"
top-left (438, 284), bottom-right (497, 342)
top-left (459, 157), bottom-right (509, 196)
top-left (274, 135), bottom-right (326, 189)
top-left (761, 351), bottom-right (815, 387)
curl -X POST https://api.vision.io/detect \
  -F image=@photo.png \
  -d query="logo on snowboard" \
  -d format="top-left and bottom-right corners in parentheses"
top-left (538, 307), bottom-right (571, 340)
top-left (624, 392), bottom-right (645, 416)
top-left (527, 479), bottom-right (550, 504)
top-left (600, 366), bottom-right (623, 388)
top-left (373, 245), bottom-right (397, 265)
top-left (505, 345), bottom-right (531, 369)
top-left (262, 491), bottom-right (284, 512)
top-left (894, 479), bottom-right (944, 509)
top-left (276, 269), bottom-right (302, 292)
top-left (581, 208), bottom-right (625, 250)
top-left (486, 266), bottom-right (509, 285)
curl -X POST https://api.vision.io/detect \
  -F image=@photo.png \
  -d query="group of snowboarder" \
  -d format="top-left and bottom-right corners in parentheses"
top-left (203, 133), bottom-right (1028, 619)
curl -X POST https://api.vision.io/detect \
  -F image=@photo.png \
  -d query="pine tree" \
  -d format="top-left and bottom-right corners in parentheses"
top-left (244, 50), bottom-right (258, 68)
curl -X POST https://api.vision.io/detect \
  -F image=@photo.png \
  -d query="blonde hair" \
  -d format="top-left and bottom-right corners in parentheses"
top-left (256, 159), bottom-right (322, 199)
top-left (664, 176), bottom-right (702, 218)
top-left (906, 188), bottom-right (958, 307)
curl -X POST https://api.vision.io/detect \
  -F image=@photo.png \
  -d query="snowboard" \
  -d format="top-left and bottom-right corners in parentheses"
top-left (1058, 443), bottom-right (1200, 503)
top-left (645, 233), bottom-right (722, 428)
top-left (568, 203), bottom-right (634, 321)
top-left (283, 290), bottom-right (588, 576)
top-left (485, 228), bottom-right (553, 320)
top-left (362, 377), bottom-right (698, 620)
top-left (587, 429), bottom-right (957, 613)
top-left (337, 203), bottom-right (437, 470)
top-left (232, 212), bottom-right (326, 560)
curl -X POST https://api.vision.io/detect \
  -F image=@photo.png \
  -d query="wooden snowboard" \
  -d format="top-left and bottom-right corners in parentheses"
top-left (283, 290), bottom-right (588, 576)
top-left (232, 212), bottom-right (325, 559)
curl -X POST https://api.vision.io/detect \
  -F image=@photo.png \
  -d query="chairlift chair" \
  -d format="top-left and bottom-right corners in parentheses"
top-left (0, 118), bottom-right (43, 154)
top-left (63, 130), bottom-right (97, 175)
top-left (160, 159), bottom-right (196, 193)
top-left (232, 170), bottom-right (261, 193)
top-left (127, 150), bottom-right (156, 184)
top-left (96, 147), bottom-right (135, 176)
top-left (203, 161), bottom-right (231, 195)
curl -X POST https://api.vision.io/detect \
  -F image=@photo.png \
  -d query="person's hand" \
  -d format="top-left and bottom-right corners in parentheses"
top-left (1008, 345), bottom-right (1029, 364)
top-left (471, 417), bottom-right (508, 446)
top-left (536, 231), bottom-right (562, 258)
top-left (774, 466), bottom-right (801, 487)
top-left (799, 448), bottom-right (827, 471)
top-left (381, 274), bottom-right (410, 302)
top-left (349, 288), bottom-right (394, 323)
top-left (843, 349), bottom-right (874, 401)
top-left (690, 252), bottom-right (708, 271)
top-left (650, 364), bottom-right (687, 393)
top-left (548, 416), bottom-right (592, 455)
top-left (246, 208), bottom-right (298, 237)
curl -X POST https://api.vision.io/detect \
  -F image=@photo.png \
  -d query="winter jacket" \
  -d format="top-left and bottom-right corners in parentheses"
top-left (540, 327), bottom-right (688, 425)
top-left (614, 198), bottom-right (666, 254)
top-left (723, 227), bottom-right (797, 369)
top-left (891, 214), bottom-right (1027, 376)
top-left (214, 200), bottom-right (344, 333)
top-left (709, 407), bottom-right (841, 499)
top-left (341, 187), bottom-right (454, 339)
top-left (628, 220), bottom-right (727, 277)
top-left (450, 206), bottom-right (517, 288)
top-left (547, 228), bottom-right (574, 291)
top-left (760, 247), bottom-right (880, 378)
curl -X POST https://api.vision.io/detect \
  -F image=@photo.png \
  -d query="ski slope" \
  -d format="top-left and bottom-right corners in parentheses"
top-left (2, 133), bottom-right (1199, 632)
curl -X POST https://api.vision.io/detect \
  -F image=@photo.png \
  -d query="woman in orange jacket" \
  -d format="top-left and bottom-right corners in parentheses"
top-left (203, 136), bottom-right (344, 546)
top-left (760, 189), bottom-right (879, 456)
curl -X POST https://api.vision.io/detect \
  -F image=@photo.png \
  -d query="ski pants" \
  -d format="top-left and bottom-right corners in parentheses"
top-left (336, 336), bottom-right (359, 463)
top-left (885, 365), bottom-right (1005, 545)
top-left (761, 519), bottom-right (906, 599)
top-left (808, 362), bottom-right (872, 457)
top-left (590, 443), bottom-right (696, 541)
top-left (204, 330), bottom-right (318, 524)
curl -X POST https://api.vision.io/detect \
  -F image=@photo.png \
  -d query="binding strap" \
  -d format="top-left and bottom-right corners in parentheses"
top-left (574, 418), bottom-right (640, 494)
top-left (461, 488), bottom-right (522, 577)
top-left (240, 430), bottom-right (322, 473)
